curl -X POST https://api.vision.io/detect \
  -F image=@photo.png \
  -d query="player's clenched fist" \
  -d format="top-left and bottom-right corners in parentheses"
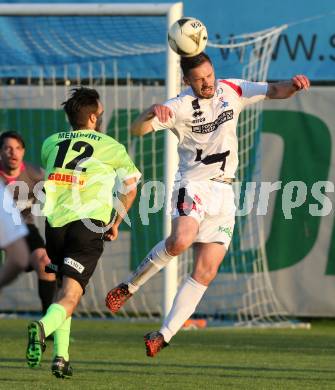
top-left (292, 75), bottom-right (310, 91)
top-left (104, 224), bottom-right (119, 241)
top-left (151, 104), bottom-right (173, 123)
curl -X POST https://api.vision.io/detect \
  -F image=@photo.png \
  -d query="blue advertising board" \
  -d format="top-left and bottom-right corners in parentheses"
top-left (187, 0), bottom-right (335, 81)
top-left (0, 0), bottom-right (334, 80)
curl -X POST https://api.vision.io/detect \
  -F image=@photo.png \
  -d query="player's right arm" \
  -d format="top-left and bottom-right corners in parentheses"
top-left (131, 104), bottom-right (174, 136)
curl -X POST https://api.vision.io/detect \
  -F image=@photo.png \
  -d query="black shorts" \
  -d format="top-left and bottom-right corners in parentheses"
top-left (45, 219), bottom-right (104, 291)
top-left (25, 224), bottom-right (46, 273)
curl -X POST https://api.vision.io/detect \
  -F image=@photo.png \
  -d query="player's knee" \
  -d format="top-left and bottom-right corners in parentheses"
top-left (39, 253), bottom-right (51, 267)
top-left (58, 289), bottom-right (81, 309)
top-left (31, 248), bottom-right (48, 264)
top-left (36, 257), bottom-right (55, 280)
top-left (64, 293), bottom-right (80, 312)
top-left (30, 250), bottom-right (49, 268)
top-left (166, 235), bottom-right (192, 256)
top-left (192, 267), bottom-right (218, 286)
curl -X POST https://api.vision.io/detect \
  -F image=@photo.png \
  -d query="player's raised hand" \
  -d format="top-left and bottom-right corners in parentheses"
top-left (152, 104), bottom-right (173, 123)
top-left (292, 75), bottom-right (310, 91)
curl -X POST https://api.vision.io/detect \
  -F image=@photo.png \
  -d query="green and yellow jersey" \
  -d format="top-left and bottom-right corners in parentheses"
top-left (41, 130), bottom-right (140, 227)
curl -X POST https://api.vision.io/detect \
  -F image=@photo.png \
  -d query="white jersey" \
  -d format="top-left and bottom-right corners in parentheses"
top-left (0, 181), bottom-right (27, 248)
top-left (151, 79), bottom-right (268, 181)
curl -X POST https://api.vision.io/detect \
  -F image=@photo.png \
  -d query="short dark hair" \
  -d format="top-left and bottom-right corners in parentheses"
top-left (0, 131), bottom-right (25, 149)
top-left (180, 52), bottom-right (213, 77)
top-left (62, 87), bottom-right (100, 130)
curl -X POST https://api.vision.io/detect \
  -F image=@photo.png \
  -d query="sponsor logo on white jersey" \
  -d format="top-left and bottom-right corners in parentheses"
top-left (192, 110), bottom-right (203, 118)
top-left (219, 98), bottom-right (229, 108)
top-left (192, 117), bottom-right (206, 124)
top-left (64, 257), bottom-right (85, 274)
top-left (192, 109), bottom-right (234, 134)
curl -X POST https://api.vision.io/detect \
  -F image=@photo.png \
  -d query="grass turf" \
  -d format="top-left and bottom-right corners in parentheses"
top-left (0, 318), bottom-right (334, 389)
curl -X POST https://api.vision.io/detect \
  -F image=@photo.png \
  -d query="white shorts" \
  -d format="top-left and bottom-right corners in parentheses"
top-left (171, 180), bottom-right (236, 249)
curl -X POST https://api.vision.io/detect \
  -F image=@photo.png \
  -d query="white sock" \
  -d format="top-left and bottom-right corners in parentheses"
top-left (126, 240), bottom-right (174, 294)
top-left (160, 276), bottom-right (207, 343)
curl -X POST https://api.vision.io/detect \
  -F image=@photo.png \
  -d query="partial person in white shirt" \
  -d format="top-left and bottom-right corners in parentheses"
top-left (105, 52), bottom-right (310, 356)
top-left (0, 181), bottom-right (29, 289)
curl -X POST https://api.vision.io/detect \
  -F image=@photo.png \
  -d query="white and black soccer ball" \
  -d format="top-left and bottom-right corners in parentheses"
top-left (168, 17), bottom-right (208, 57)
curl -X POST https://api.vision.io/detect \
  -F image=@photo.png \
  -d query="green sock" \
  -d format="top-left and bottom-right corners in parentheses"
top-left (53, 316), bottom-right (72, 361)
top-left (40, 303), bottom-right (67, 337)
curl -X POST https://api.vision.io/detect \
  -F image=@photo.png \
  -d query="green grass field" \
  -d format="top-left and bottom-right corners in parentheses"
top-left (0, 318), bottom-right (335, 389)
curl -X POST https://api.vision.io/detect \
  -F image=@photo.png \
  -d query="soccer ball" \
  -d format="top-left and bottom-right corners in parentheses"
top-left (168, 17), bottom-right (208, 57)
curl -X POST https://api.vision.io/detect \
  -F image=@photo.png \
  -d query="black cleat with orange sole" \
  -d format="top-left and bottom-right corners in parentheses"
top-left (105, 283), bottom-right (133, 313)
top-left (144, 331), bottom-right (169, 357)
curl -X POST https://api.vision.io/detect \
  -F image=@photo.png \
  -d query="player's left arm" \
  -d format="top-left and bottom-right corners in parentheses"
top-left (104, 177), bottom-right (138, 241)
top-left (266, 75), bottom-right (310, 99)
